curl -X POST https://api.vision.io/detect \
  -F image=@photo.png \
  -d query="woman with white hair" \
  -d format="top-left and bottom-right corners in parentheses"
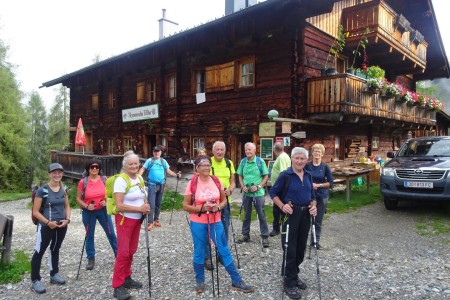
top-left (269, 147), bottom-right (317, 300)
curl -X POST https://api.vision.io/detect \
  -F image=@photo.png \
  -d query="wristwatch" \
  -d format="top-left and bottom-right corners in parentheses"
top-left (66, 219), bottom-right (71, 224)
top-left (257, 185), bottom-right (261, 190)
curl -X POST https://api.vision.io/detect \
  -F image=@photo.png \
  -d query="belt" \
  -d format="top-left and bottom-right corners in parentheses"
top-left (292, 204), bottom-right (309, 211)
top-left (148, 182), bottom-right (163, 185)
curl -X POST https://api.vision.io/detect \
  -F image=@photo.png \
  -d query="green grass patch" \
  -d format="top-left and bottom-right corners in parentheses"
top-left (416, 208), bottom-right (450, 242)
top-left (160, 190), bottom-right (184, 211)
top-left (0, 251), bottom-right (31, 284)
top-left (327, 183), bottom-right (382, 213)
top-left (0, 192), bottom-right (31, 202)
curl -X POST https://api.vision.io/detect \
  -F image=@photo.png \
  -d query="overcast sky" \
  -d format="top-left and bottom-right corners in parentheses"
top-left (0, 0), bottom-right (448, 110)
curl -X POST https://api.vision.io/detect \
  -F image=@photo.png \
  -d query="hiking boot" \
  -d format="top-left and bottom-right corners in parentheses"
top-left (147, 223), bottom-right (153, 231)
top-left (269, 230), bottom-right (280, 237)
top-left (237, 235), bottom-right (250, 244)
top-left (50, 273), bottom-right (66, 284)
top-left (284, 286), bottom-right (302, 299)
top-left (86, 258), bottom-right (95, 270)
top-left (232, 280), bottom-right (254, 293)
top-left (296, 277), bottom-right (307, 290)
top-left (153, 220), bottom-right (161, 227)
top-left (196, 281), bottom-right (205, 293)
top-left (262, 238), bottom-right (270, 248)
top-left (124, 276), bottom-right (143, 289)
top-left (204, 259), bottom-right (214, 271)
top-left (113, 285), bottom-right (131, 300)
top-left (31, 280), bottom-right (46, 294)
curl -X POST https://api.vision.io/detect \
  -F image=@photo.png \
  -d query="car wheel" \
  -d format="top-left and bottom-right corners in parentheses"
top-left (384, 197), bottom-right (398, 210)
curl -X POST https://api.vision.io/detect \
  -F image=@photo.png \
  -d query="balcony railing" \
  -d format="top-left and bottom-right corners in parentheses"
top-left (342, 0), bottom-right (427, 70)
top-left (306, 74), bottom-right (436, 126)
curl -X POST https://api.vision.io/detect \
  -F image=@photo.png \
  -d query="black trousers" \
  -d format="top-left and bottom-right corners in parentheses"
top-left (272, 204), bottom-right (282, 232)
top-left (280, 205), bottom-right (311, 288)
top-left (31, 224), bottom-right (67, 281)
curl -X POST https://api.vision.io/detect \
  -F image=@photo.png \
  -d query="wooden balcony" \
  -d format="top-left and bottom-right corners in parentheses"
top-left (306, 74), bottom-right (436, 126)
top-left (342, 0), bottom-right (427, 74)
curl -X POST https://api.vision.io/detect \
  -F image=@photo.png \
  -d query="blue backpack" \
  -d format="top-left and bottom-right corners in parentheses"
top-left (240, 156), bottom-right (264, 176)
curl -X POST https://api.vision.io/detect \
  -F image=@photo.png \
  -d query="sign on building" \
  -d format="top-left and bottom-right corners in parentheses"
top-left (122, 104), bottom-right (159, 123)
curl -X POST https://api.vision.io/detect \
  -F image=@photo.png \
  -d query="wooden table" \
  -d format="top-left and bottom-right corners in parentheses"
top-left (332, 169), bottom-right (371, 202)
top-left (177, 161), bottom-right (195, 173)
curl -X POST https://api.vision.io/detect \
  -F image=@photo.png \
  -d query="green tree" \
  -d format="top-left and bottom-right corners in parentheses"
top-left (0, 39), bottom-right (30, 191)
top-left (26, 91), bottom-right (49, 185)
top-left (48, 85), bottom-right (70, 150)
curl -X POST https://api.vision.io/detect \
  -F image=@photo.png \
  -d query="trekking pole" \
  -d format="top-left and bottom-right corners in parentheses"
top-left (251, 183), bottom-right (264, 252)
top-left (212, 210), bottom-right (220, 297)
top-left (141, 184), bottom-right (152, 297)
top-left (169, 176), bottom-right (180, 225)
top-left (237, 189), bottom-right (245, 223)
top-left (206, 202), bottom-right (216, 297)
top-left (281, 222), bottom-right (290, 300)
top-left (76, 201), bottom-right (94, 280)
top-left (311, 216), bottom-right (322, 300)
top-left (226, 197), bottom-right (240, 269)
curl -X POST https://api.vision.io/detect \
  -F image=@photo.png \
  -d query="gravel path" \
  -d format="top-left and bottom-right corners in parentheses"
top-left (0, 191), bottom-right (449, 299)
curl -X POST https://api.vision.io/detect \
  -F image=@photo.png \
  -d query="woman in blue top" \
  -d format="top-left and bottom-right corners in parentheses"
top-left (305, 144), bottom-right (333, 249)
top-left (269, 147), bottom-right (317, 300)
top-left (31, 163), bottom-right (71, 294)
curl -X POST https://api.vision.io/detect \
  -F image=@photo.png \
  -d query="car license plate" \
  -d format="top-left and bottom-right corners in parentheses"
top-left (404, 181), bottom-right (433, 188)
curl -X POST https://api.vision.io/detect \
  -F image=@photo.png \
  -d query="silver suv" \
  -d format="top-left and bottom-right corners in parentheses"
top-left (380, 136), bottom-right (450, 210)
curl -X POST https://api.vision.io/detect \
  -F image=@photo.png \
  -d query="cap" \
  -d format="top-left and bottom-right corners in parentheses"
top-left (48, 163), bottom-right (64, 173)
top-left (153, 146), bottom-right (162, 151)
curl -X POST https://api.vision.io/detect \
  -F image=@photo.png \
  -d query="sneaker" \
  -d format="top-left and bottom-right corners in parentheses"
top-left (124, 276), bottom-right (143, 289)
top-left (284, 286), bottom-right (302, 299)
top-left (232, 280), bottom-right (254, 293)
top-left (113, 285), bottom-right (131, 300)
top-left (50, 273), bottom-right (66, 284)
top-left (31, 280), bottom-right (46, 294)
top-left (86, 258), bottom-right (95, 270)
top-left (237, 235), bottom-right (250, 244)
top-left (196, 281), bottom-right (205, 293)
top-left (153, 220), bottom-right (161, 227)
top-left (296, 277), bottom-right (307, 290)
top-left (147, 223), bottom-right (153, 231)
top-left (269, 230), bottom-right (280, 237)
top-left (262, 238), bottom-right (270, 248)
top-left (204, 259), bottom-right (214, 271)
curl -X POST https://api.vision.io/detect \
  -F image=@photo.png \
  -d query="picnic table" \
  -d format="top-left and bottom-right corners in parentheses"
top-left (332, 167), bottom-right (371, 202)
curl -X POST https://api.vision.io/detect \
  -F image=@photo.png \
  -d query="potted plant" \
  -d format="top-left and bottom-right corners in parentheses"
top-left (367, 78), bottom-right (385, 93)
top-left (364, 65), bottom-right (385, 79)
top-left (347, 28), bottom-right (370, 75)
top-left (323, 25), bottom-right (348, 76)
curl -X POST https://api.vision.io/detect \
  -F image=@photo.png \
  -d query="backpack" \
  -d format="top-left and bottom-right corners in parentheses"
top-left (240, 156), bottom-right (264, 176)
top-left (105, 173), bottom-right (145, 215)
top-left (211, 157), bottom-right (232, 178)
top-left (190, 174), bottom-right (222, 205)
top-left (145, 158), bottom-right (168, 181)
top-left (81, 175), bottom-right (107, 200)
top-left (31, 185), bottom-right (48, 225)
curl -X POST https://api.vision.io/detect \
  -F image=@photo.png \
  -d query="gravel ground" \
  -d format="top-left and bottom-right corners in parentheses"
top-left (0, 182), bottom-right (449, 300)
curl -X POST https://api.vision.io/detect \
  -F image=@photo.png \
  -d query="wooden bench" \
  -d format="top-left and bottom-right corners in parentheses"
top-left (0, 214), bottom-right (14, 265)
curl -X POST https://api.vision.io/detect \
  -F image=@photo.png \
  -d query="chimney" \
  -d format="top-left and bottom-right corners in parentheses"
top-left (158, 9), bottom-right (178, 40)
top-left (225, 0), bottom-right (257, 15)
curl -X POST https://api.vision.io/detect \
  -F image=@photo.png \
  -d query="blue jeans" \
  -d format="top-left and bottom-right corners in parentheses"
top-left (82, 208), bottom-right (118, 259)
top-left (242, 195), bottom-right (269, 238)
top-left (147, 183), bottom-right (164, 223)
top-left (204, 204), bottom-right (231, 259)
top-left (191, 220), bottom-right (240, 283)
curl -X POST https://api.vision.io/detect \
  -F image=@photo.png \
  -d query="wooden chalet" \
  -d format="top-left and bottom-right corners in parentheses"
top-left (42, 0), bottom-right (449, 176)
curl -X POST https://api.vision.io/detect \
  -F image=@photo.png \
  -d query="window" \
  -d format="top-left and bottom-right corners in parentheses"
top-left (335, 137), bottom-right (340, 160)
top-left (123, 137), bottom-right (132, 152)
top-left (240, 60), bottom-right (254, 87)
top-left (193, 138), bottom-right (205, 155)
top-left (167, 75), bottom-right (176, 98)
top-left (195, 71), bottom-right (205, 93)
top-left (108, 139), bottom-right (115, 154)
top-left (108, 91), bottom-right (116, 109)
top-left (137, 82), bottom-right (145, 103)
top-left (91, 94), bottom-right (99, 111)
top-left (146, 81), bottom-right (157, 102)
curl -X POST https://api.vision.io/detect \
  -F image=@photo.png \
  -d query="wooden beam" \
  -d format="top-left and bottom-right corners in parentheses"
top-left (272, 117), bottom-right (335, 126)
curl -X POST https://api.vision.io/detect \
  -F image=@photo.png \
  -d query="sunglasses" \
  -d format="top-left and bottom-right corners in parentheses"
top-left (90, 165), bottom-right (100, 170)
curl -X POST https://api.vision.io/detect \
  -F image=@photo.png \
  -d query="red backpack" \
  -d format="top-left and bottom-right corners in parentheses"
top-left (190, 174), bottom-right (222, 205)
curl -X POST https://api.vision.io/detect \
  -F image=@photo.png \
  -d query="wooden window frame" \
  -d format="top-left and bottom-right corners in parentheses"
top-left (137, 82), bottom-right (145, 103)
top-left (194, 70), bottom-right (206, 94)
top-left (123, 136), bottom-right (133, 152)
top-left (193, 138), bottom-right (205, 156)
top-left (108, 91), bottom-right (116, 110)
top-left (108, 138), bottom-right (115, 154)
top-left (167, 74), bottom-right (177, 98)
top-left (91, 93), bottom-right (99, 111)
top-left (239, 58), bottom-right (255, 88)
top-left (146, 80), bottom-right (157, 102)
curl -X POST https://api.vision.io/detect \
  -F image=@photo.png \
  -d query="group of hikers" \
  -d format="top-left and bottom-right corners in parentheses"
top-left (30, 140), bottom-right (333, 300)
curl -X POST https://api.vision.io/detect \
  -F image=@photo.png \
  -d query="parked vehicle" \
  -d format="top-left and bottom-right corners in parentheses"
top-left (380, 136), bottom-right (450, 210)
